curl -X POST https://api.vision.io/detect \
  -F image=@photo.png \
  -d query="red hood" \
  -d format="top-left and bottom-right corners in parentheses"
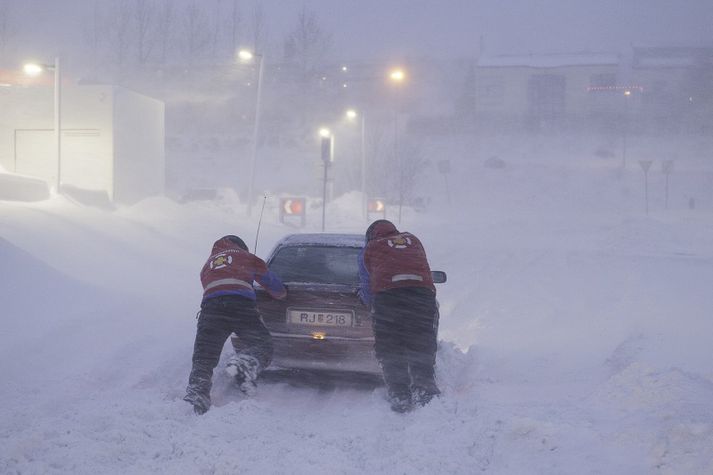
top-left (367, 220), bottom-right (399, 241)
top-left (211, 236), bottom-right (244, 255)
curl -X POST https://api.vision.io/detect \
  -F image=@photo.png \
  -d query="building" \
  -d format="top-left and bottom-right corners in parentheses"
top-left (475, 52), bottom-right (621, 130)
top-left (470, 47), bottom-right (713, 134)
top-left (0, 82), bottom-right (165, 204)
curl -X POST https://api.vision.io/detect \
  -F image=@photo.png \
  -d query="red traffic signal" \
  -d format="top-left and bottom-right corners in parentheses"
top-left (279, 197), bottom-right (306, 226)
top-left (367, 198), bottom-right (386, 216)
top-left (282, 198), bottom-right (305, 215)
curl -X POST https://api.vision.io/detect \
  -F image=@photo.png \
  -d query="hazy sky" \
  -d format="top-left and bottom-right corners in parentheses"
top-left (4, 0), bottom-right (713, 63)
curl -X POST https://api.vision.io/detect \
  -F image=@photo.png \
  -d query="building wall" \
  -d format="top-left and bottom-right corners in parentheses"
top-left (475, 64), bottom-right (620, 126)
top-left (61, 86), bottom-right (114, 195)
top-left (0, 85), bottom-right (114, 193)
top-left (1, 84), bottom-right (165, 202)
top-left (0, 87), bottom-right (53, 174)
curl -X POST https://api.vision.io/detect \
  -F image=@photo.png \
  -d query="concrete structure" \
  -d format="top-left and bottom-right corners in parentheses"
top-left (0, 84), bottom-right (164, 204)
top-left (475, 53), bottom-right (621, 129)
top-left (471, 48), bottom-right (713, 134)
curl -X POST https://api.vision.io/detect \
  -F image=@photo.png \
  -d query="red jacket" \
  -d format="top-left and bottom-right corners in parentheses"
top-left (359, 221), bottom-right (434, 304)
top-left (200, 237), bottom-right (286, 302)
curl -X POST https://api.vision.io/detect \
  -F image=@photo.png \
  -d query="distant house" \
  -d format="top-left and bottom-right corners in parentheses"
top-left (628, 46), bottom-right (713, 133)
top-left (0, 83), bottom-right (165, 204)
top-left (475, 53), bottom-right (621, 130)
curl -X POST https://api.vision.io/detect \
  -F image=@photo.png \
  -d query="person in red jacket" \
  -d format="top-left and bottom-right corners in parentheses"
top-left (184, 235), bottom-right (286, 414)
top-left (358, 220), bottom-right (440, 412)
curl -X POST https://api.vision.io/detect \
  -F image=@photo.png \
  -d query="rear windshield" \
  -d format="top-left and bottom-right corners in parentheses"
top-left (268, 245), bottom-right (362, 285)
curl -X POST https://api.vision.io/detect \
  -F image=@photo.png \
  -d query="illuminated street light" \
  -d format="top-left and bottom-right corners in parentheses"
top-left (238, 48), bottom-right (265, 216)
top-left (345, 109), bottom-right (357, 120)
top-left (23, 58), bottom-right (62, 192)
top-left (319, 127), bottom-right (332, 138)
top-left (389, 68), bottom-right (406, 83)
top-left (23, 63), bottom-right (44, 76)
top-left (238, 49), bottom-right (254, 62)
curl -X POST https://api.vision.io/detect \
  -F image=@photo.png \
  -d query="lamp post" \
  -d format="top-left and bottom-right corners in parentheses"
top-left (24, 57), bottom-right (62, 192)
top-left (622, 89), bottom-right (631, 169)
top-left (389, 67), bottom-right (406, 223)
top-left (239, 49), bottom-right (264, 216)
top-left (346, 108), bottom-right (367, 220)
top-left (319, 128), bottom-right (333, 232)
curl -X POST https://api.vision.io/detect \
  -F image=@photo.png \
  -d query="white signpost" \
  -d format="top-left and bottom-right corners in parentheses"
top-left (639, 160), bottom-right (653, 215)
top-left (662, 160), bottom-right (674, 209)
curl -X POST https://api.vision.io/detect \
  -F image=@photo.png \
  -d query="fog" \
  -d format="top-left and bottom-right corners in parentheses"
top-left (1, 1), bottom-right (713, 474)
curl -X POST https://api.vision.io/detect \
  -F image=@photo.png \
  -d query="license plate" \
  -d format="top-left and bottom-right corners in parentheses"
top-left (287, 309), bottom-right (353, 327)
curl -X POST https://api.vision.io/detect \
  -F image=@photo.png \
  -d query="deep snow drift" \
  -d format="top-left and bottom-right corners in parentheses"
top-left (2, 138), bottom-right (713, 474)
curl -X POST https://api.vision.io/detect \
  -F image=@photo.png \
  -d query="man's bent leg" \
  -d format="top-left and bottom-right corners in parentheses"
top-left (406, 294), bottom-right (440, 406)
top-left (185, 312), bottom-right (231, 413)
top-left (372, 309), bottom-right (411, 412)
top-left (229, 310), bottom-right (273, 395)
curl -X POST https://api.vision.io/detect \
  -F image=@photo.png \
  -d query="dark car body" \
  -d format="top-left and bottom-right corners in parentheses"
top-left (234, 233), bottom-right (444, 375)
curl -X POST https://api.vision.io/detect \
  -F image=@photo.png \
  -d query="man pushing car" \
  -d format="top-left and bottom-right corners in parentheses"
top-left (358, 220), bottom-right (440, 413)
top-left (184, 235), bottom-right (286, 415)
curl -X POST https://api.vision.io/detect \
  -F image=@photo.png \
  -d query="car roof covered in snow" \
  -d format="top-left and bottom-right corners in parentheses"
top-left (275, 233), bottom-right (365, 248)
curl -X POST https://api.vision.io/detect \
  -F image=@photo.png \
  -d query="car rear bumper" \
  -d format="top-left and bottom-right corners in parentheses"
top-left (269, 333), bottom-right (381, 374)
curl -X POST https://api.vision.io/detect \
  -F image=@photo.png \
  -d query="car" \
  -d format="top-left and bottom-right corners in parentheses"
top-left (232, 233), bottom-right (446, 376)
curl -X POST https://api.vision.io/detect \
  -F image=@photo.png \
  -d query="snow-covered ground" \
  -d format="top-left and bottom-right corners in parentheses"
top-left (2, 137), bottom-right (713, 474)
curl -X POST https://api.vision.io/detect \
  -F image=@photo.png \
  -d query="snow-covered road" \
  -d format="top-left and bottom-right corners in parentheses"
top-left (2, 154), bottom-right (713, 473)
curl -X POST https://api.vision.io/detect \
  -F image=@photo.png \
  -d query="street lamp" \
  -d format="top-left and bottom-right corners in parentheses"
top-left (24, 57), bottom-right (62, 192)
top-left (345, 108), bottom-right (367, 220)
top-left (238, 48), bottom-right (265, 216)
top-left (622, 89), bottom-right (631, 169)
top-left (388, 67), bottom-right (406, 223)
top-left (389, 68), bottom-right (406, 83)
top-left (319, 128), bottom-right (333, 231)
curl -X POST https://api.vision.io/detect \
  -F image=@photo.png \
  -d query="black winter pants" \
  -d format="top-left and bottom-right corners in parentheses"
top-left (187, 295), bottom-right (273, 397)
top-left (372, 287), bottom-right (439, 398)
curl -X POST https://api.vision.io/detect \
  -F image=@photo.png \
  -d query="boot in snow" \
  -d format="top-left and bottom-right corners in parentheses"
top-left (387, 386), bottom-right (413, 413)
top-left (411, 384), bottom-right (440, 407)
top-left (183, 388), bottom-right (211, 415)
top-left (227, 354), bottom-right (260, 396)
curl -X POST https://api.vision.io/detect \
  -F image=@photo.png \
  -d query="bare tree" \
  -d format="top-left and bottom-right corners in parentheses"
top-left (0, 0), bottom-right (15, 58)
top-left (134, 0), bottom-right (156, 66)
top-left (206, 0), bottom-right (222, 60)
top-left (155, 0), bottom-right (175, 65)
top-left (283, 5), bottom-right (332, 84)
top-left (180, 1), bottom-right (212, 66)
top-left (108, 0), bottom-right (133, 70)
top-left (390, 141), bottom-right (430, 213)
top-left (250, 1), bottom-right (267, 53)
top-left (81, 1), bottom-right (109, 76)
top-left (226, 0), bottom-right (242, 55)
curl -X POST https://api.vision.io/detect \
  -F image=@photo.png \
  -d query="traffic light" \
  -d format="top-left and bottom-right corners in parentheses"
top-left (321, 136), bottom-right (333, 164)
top-left (367, 198), bottom-right (386, 218)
